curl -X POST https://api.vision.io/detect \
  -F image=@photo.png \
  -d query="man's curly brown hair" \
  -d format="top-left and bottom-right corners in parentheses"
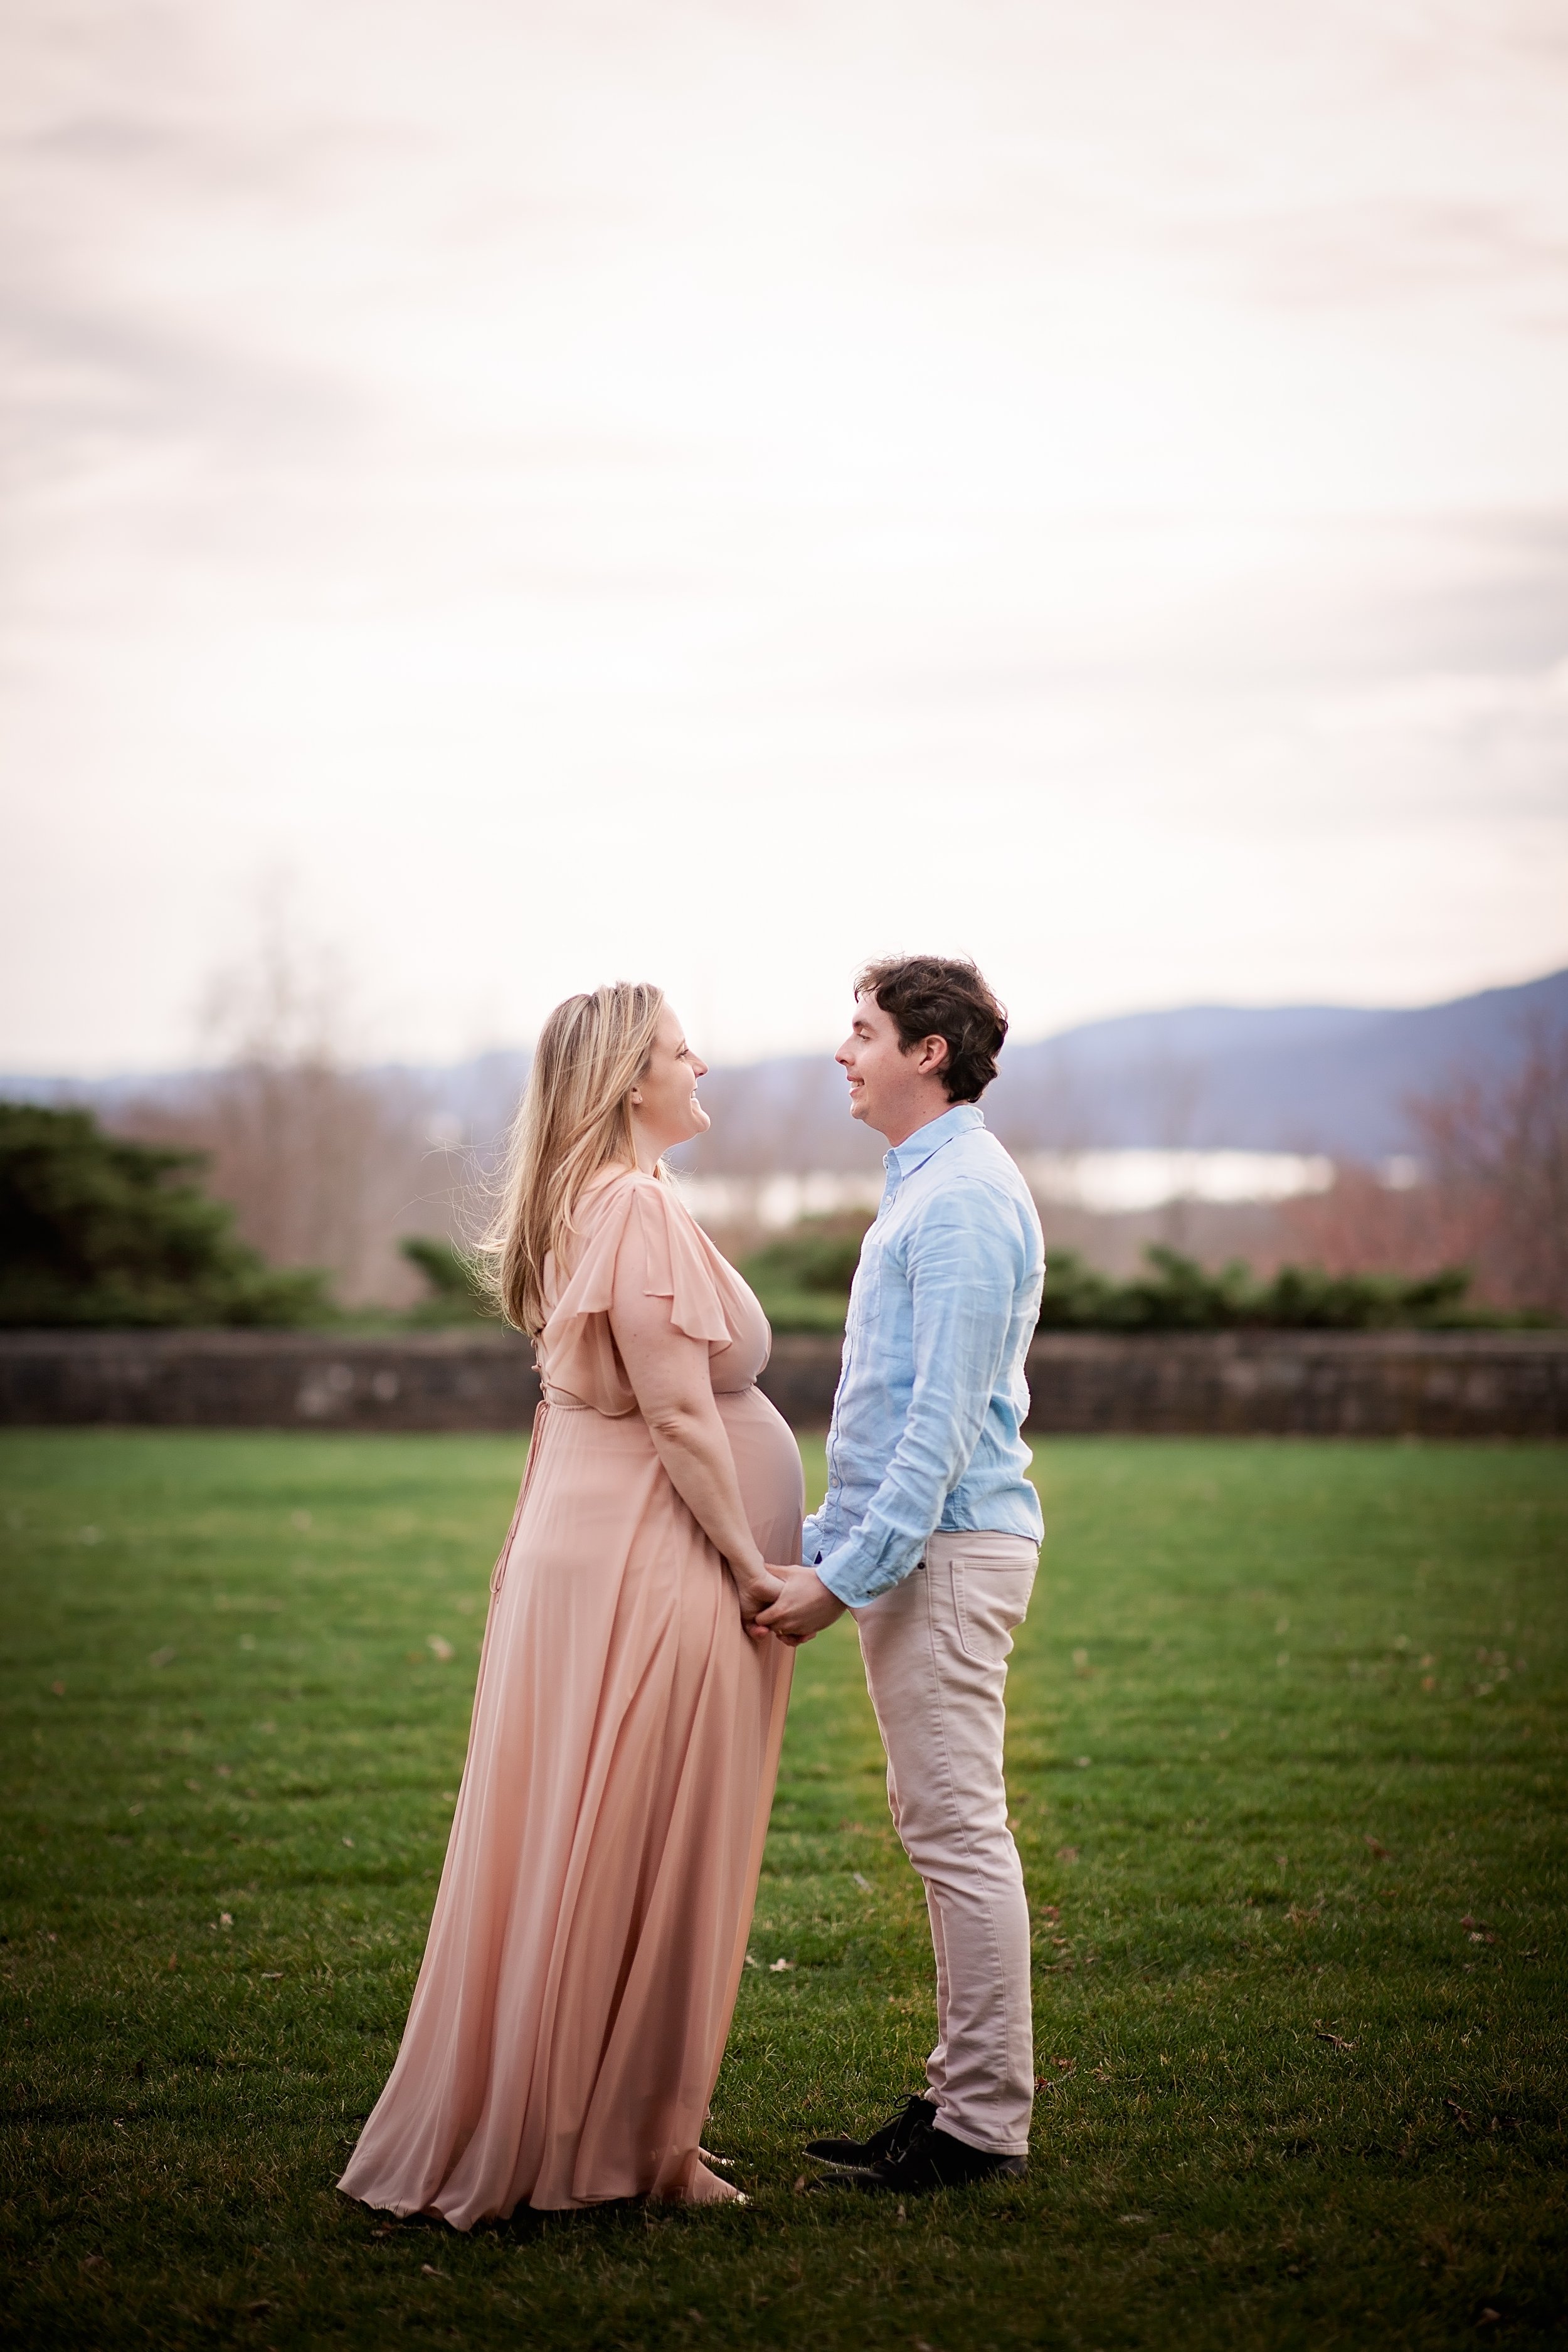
top-left (854, 955), bottom-right (1008, 1104)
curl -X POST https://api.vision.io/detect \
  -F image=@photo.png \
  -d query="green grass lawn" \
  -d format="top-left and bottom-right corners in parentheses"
top-left (1, 1432), bottom-right (1564, 2349)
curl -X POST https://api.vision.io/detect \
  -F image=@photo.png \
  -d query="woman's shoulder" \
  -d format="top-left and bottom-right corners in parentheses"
top-left (554, 1165), bottom-right (689, 1288)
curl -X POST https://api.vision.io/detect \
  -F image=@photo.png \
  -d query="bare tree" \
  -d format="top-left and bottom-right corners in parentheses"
top-left (1407, 1014), bottom-right (1568, 1315)
top-left (1142, 1051), bottom-right (1207, 1251)
top-left (1271, 1161), bottom-right (1475, 1282)
top-left (122, 903), bottom-right (446, 1307)
top-left (1274, 1015), bottom-right (1568, 1315)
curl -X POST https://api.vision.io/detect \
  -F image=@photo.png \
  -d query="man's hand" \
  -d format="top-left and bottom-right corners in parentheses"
top-left (754, 1565), bottom-right (847, 1646)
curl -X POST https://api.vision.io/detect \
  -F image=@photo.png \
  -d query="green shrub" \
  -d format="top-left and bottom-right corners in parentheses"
top-left (741, 1211), bottom-right (872, 1333)
top-left (398, 1234), bottom-right (497, 1324)
top-left (1037, 1245), bottom-right (1507, 1330)
top-left (743, 1213), bottom-right (1535, 1333)
top-left (0, 1102), bottom-right (332, 1327)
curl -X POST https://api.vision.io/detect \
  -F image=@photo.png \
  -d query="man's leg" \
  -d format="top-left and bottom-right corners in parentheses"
top-left (856, 1532), bottom-right (1038, 2158)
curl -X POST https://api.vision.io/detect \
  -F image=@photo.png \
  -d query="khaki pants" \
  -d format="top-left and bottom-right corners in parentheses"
top-left (855, 1530), bottom-right (1039, 2157)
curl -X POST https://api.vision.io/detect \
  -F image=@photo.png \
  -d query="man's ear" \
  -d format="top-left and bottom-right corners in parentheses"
top-left (916, 1034), bottom-right (950, 1076)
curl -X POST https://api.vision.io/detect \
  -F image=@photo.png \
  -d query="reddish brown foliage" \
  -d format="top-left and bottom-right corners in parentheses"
top-left (1276, 1016), bottom-right (1568, 1315)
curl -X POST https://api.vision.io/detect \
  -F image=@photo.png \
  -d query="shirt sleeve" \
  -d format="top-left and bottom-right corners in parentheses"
top-left (812, 1185), bottom-right (1026, 1606)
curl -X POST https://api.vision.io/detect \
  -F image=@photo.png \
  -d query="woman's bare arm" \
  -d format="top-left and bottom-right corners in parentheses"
top-left (612, 1282), bottom-right (787, 1626)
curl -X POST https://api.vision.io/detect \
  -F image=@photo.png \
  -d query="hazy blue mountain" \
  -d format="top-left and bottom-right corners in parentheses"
top-left (6, 967), bottom-right (1563, 1173)
top-left (673, 965), bottom-right (1568, 1172)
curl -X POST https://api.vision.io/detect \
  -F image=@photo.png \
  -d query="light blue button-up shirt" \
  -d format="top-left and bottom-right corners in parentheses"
top-left (803, 1102), bottom-right (1045, 1608)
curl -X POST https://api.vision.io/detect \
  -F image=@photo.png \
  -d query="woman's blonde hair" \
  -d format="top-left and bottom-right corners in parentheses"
top-left (480, 982), bottom-right (666, 1337)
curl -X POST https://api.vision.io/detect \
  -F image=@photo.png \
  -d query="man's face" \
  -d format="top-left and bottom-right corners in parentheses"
top-left (836, 991), bottom-right (948, 1142)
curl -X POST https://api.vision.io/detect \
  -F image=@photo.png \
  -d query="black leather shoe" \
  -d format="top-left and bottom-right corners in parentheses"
top-left (804, 2094), bottom-right (936, 2168)
top-left (845, 2119), bottom-right (1026, 2193)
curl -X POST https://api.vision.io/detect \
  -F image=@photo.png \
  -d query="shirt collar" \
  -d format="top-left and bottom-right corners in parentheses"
top-left (885, 1101), bottom-right (985, 1180)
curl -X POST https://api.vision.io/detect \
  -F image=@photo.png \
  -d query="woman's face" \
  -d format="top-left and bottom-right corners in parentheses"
top-left (629, 1004), bottom-right (710, 1162)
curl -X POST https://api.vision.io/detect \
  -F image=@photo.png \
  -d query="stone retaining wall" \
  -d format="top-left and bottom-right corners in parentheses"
top-left (0, 1328), bottom-right (1563, 1437)
top-left (1023, 1330), bottom-right (1568, 1439)
top-left (0, 1330), bottom-right (541, 1435)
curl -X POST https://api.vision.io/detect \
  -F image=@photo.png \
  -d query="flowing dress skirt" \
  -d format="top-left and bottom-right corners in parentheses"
top-left (337, 1384), bottom-right (799, 2222)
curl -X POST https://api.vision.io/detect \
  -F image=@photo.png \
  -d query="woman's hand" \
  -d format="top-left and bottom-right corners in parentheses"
top-left (729, 1559), bottom-right (787, 1638)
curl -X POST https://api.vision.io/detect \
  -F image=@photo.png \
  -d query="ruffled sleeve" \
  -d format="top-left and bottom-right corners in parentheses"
top-left (538, 1172), bottom-right (735, 1413)
top-left (626, 1179), bottom-right (733, 1345)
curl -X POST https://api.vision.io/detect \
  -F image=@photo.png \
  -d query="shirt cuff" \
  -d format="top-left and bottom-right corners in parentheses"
top-left (813, 1539), bottom-right (923, 1609)
top-left (812, 1548), bottom-right (862, 1606)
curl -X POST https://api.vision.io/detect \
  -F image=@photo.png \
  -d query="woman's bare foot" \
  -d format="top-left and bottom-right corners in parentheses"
top-left (681, 2159), bottom-right (747, 2205)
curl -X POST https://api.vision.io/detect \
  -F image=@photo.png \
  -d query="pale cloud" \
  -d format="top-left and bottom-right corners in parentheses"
top-left (1, 0), bottom-right (1565, 1072)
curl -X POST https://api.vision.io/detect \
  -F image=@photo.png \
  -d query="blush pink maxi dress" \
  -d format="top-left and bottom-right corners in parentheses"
top-left (337, 1168), bottom-right (800, 2222)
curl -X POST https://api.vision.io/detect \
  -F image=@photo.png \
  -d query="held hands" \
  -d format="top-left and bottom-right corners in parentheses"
top-left (729, 1557), bottom-right (787, 1639)
top-left (753, 1565), bottom-right (847, 1647)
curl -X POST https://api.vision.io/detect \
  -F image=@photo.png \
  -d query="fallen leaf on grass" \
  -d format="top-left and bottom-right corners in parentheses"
top-left (1034, 2058), bottom-right (1077, 2090)
top-left (1040, 1905), bottom-right (1060, 1924)
top-left (1478, 2311), bottom-right (1500, 2328)
top-left (769, 1957), bottom-right (793, 1973)
top-left (1057, 1846), bottom-right (1079, 1864)
top-left (420, 2263), bottom-right (447, 2278)
top-left (852, 1872), bottom-right (872, 1890)
top-left (1364, 1834), bottom-right (1391, 1861)
top-left (50, 1681), bottom-right (65, 1697)
top-left (426, 1634), bottom-right (454, 1663)
top-left (793, 2175), bottom-right (806, 2191)
top-left (1313, 2027), bottom-right (1356, 2051)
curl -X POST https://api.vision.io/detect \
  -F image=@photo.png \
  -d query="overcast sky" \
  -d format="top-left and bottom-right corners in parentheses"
top-left (3, 0), bottom-right (1567, 1072)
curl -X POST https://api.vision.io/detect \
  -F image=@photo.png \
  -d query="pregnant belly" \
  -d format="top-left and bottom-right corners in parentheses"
top-left (716, 1386), bottom-right (806, 1564)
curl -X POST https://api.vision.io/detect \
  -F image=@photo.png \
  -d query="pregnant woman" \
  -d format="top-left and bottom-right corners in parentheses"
top-left (339, 983), bottom-right (801, 2221)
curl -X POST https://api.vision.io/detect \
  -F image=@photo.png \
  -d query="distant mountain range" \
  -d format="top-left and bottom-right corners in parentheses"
top-left (677, 964), bottom-right (1568, 1173)
top-left (8, 967), bottom-right (1564, 1176)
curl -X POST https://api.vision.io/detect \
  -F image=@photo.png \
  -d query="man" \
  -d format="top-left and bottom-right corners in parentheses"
top-left (756, 955), bottom-right (1045, 2193)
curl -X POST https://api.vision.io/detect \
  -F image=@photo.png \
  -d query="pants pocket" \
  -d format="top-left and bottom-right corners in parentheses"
top-left (951, 1564), bottom-right (1036, 1666)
